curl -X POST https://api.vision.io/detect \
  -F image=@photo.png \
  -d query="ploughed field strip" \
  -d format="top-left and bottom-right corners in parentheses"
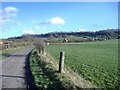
top-left (46, 39), bottom-right (118, 88)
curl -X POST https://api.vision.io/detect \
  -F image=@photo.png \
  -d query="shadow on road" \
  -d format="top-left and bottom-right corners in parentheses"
top-left (1, 75), bottom-right (25, 79)
top-left (25, 51), bottom-right (38, 90)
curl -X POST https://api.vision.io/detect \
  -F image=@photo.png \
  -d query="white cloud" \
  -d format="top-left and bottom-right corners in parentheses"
top-left (3, 11), bottom-right (17, 18)
top-left (8, 13), bottom-right (17, 17)
top-left (23, 28), bottom-right (35, 34)
top-left (0, 6), bottom-right (19, 27)
top-left (79, 28), bottom-right (86, 32)
top-left (47, 17), bottom-right (65, 25)
top-left (3, 19), bottom-right (14, 22)
top-left (34, 25), bottom-right (47, 30)
top-left (4, 7), bottom-right (18, 13)
top-left (1, 6), bottom-right (18, 18)
top-left (0, 19), bottom-right (12, 25)
top-left (0, 19), bottom-right (20, 26)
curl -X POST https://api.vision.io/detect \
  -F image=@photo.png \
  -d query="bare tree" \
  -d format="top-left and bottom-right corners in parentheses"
top-left (35, 38), bottom-right (45, 55)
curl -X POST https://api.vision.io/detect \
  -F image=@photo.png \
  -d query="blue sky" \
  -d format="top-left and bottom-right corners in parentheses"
top-left (1, 2), bottom-right (118, 39)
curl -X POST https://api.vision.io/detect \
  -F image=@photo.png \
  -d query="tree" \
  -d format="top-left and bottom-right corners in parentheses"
top-left (35, 38), bottom-right (45, 55)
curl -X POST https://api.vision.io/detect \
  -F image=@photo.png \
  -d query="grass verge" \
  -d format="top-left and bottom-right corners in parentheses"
top-left (29, 49), bottom-right (80, 90)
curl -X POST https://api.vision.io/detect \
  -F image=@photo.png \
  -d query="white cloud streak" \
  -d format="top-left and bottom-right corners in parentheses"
top-left (1, 6), bottom-right (18, 18)
top-left (40, 17), bottom-right (66, 25)
top-left (4, 7), bottom-right (18, 13)
top-left (23, 28), bottom-right (35, 34)
top-left (0, 6), bottom-right (20, 27)
top-left (79, 28), bottom-right (86, 32)
top-left (47, 17), bottom-right (65, 25)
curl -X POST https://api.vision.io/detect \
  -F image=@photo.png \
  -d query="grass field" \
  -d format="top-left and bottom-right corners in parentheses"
top-left (46, 39), bottom-right (118, 88)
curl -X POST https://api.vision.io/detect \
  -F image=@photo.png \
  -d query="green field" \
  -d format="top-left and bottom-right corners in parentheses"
top-left (46, 39), bottom-right (118, 88)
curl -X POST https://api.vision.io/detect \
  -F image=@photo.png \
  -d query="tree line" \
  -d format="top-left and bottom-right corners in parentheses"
top-left (8, 29), bottom-right (120, 40)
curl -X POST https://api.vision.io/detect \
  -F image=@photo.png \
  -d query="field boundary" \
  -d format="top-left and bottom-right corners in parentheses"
top-left (42, 52), bottom-right (96, 89)
top-left (29, 49), bottom-right (80, 89)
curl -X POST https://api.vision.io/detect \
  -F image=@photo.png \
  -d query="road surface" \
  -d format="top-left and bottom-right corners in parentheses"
top-left (0, 47), bottom-right (35, 89)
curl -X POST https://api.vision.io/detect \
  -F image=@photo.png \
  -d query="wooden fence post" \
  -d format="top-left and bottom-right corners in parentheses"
top-left (59, 51), bottom-right (65, 73)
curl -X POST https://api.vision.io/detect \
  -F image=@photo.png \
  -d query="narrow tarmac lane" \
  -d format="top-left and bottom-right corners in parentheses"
top-left (0, 47), bottom-right (34, 89)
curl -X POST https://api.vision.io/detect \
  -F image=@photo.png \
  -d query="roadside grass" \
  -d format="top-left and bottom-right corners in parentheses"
top-left (0, 46), bottom-right (33, 59)
top-left (29, 49), bottom-right (79, 90)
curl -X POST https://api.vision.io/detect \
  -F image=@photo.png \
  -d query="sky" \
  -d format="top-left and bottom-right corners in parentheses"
top-left (0, 2), bottom-right (118, 39)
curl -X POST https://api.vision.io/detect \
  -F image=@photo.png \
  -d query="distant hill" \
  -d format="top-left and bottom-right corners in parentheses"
top-left (7, 29), bottom-right (120, 40)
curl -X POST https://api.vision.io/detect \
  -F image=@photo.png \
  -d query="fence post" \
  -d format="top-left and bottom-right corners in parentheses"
top-left (59, 51), bottom-right (65, 73)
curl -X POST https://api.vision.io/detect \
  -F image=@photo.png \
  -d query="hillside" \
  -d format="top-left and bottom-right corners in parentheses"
top-left (7, 29), bottom-right (120, 41)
